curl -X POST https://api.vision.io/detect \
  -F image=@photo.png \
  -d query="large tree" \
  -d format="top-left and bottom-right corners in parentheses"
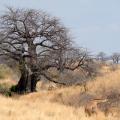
top-left (0, 8), bottom-right (95, 93)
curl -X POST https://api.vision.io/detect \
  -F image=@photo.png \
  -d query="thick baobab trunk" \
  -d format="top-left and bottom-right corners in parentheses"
top-left (17, 70), bottom-right (38, 93)
top-left (16, 40), bottom-right (38, 94)
top-left (16, 65), bottom-right (32, 93)
top-left (16, 73), bottom-right (28, 93)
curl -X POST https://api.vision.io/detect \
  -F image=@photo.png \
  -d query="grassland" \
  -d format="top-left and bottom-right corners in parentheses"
top-left (0, 65), bottom-right (120, 120)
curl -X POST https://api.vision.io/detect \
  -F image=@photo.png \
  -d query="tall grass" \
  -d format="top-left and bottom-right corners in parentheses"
top-left (0, 65), bottom-right (120, 120)
top-left (0, 64), bottom-right (13, 79)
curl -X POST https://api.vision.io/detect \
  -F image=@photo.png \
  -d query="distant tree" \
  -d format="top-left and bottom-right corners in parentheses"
top-left (97, 52), bottom-right (106, 62)
top-left (111, 53), bottom-right (120, 64)
top-left (0, 8), bottom-right (96, 93)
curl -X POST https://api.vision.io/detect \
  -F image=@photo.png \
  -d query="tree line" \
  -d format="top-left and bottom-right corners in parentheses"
top-left (96, 52), bottom-right (120, 64)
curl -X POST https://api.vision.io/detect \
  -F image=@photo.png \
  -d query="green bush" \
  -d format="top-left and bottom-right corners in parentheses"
top-left (4, 91), bottom-right (12, 97)
top-left (10, 85), bottom-right (17, 92)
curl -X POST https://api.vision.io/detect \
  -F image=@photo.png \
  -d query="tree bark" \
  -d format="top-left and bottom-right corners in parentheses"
top-left (16, 68), bottom-right (29, 93)
top-left (16, 71), bottom-right (38, 93)
top-left (31, 74), bottom-right (38, 92)
top-left (16, 62), bottom-right (38, 93)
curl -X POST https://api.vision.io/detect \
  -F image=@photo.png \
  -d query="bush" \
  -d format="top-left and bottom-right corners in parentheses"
top-left (4, 91), bottom-right (12, 97)
top-left (10, 85), bottom-right (18, 92)
top-left (0, 83), bottom-right (12, 97)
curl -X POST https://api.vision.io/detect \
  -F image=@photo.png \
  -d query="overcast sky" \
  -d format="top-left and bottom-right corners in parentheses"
top-left (0, 0), bottom-right (120, 55)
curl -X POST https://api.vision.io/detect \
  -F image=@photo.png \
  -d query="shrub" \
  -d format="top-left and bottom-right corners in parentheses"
top-left (4, 91), bottom-right (12, 97)
top-left (10, 85), bottom-right (18, 92)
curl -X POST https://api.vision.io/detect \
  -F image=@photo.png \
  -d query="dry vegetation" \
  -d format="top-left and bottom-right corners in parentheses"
top-left (0, 65), bottom-right (120, 120)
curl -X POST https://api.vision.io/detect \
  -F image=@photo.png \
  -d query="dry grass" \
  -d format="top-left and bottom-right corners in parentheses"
top-left (0, 66), bottom-right (120, 120)
top-left (0, 93), bottom-right (108, 120)
top-left (87, 66), bottom-right (120, 95)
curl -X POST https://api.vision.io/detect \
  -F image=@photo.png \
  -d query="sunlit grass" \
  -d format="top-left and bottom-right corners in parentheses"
top-left (0, 65), bottom-right (120, 120)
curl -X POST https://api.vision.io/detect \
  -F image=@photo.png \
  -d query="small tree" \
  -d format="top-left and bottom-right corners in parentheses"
top-left (96, 52), bottom-right (106, 63)
top-left (111, 53), bottom-right (120, 64)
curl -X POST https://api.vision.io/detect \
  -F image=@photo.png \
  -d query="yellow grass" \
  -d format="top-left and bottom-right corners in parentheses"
top-left (0, 93), bottom-right (108, 120)
top-left (0, 66), bottom-right (120, 120)
top-left (87, 67), bottom-right (120, 95)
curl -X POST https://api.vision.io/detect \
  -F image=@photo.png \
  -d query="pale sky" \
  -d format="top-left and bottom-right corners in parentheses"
top-left (0, 0), bottom-right (120, 54)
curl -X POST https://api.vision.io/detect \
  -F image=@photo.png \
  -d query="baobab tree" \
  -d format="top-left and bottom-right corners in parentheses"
top-left (0, 8), bottom-right (96, 93)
